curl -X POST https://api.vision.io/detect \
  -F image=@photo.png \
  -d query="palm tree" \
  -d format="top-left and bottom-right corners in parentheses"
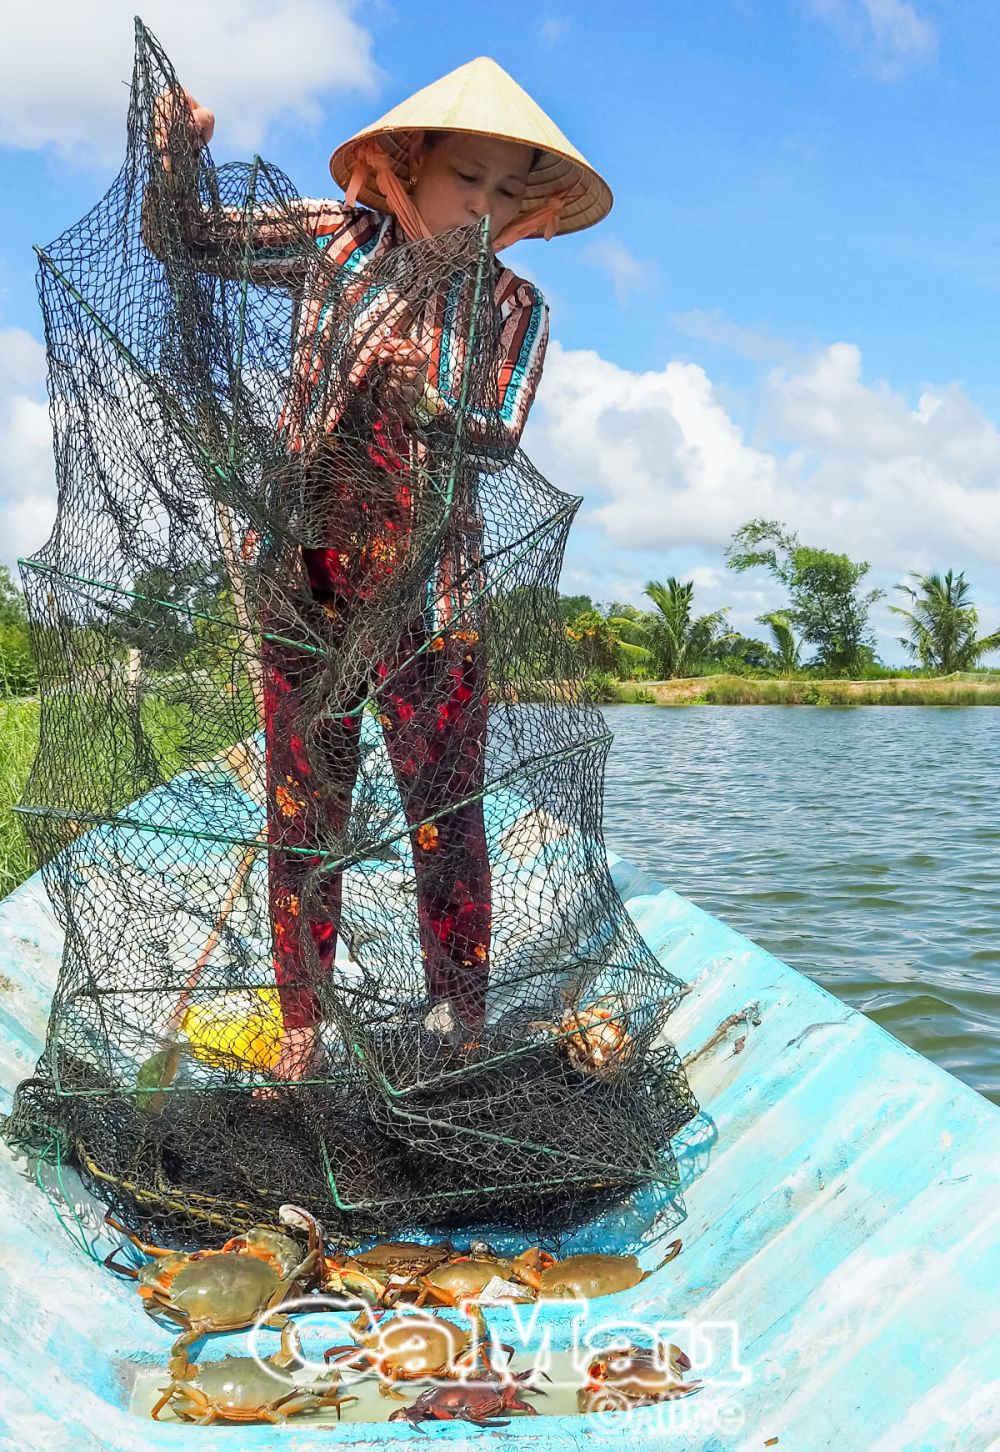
top-left (759, 611), bottom-right (800, 673)
top-left (643, 578), bottom-right (733, 678)
top-left (889, 570), bottom-right (1000, 673)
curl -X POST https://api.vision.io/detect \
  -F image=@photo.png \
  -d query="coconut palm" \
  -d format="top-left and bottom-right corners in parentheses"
top-left (889, 570), bottom-right (1000, 673)
top-left (643, 578), bottom-right (734, 678)
top-left (759, 611), bottom-right (800, 673)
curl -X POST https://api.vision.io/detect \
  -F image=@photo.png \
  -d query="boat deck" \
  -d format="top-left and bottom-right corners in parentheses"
top-left (2, 841), bottom-right (998, 1449)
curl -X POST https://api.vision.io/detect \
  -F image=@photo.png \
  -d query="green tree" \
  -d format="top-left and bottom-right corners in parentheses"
top-left (564, 608), bottom-right (652, 676)
top-left (0, 565), bottom-right (37, 696)
top-left (643, 577), bottom-right (734, 678)
top-left (557, 593), bottom-right (594, 625)
top-left (726, 519), bottom-right (883, 676)
top-left (0, 564), bottom-right (28, 628)
top-left (889, 570), bottom-right (1000, 672)
top-left (116, 561), bottom-right (228, 673)
top-left (759, 611), bottom-right (801, 673)
top-left (711, 632), bottom-right (774, 674)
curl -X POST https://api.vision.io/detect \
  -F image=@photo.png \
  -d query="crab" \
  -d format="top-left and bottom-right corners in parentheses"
top-left (535, 1240), bottom-right (683, 1300)
top-left (578, 1341), bottom-right (701, 1412)
top-left (389, 1369), bottom-right (546, 1429)
top-left (406, 1247), bottom-right (554, 1308)
top-left (105, 1205), bottom-right (322, 1369)
top-left (322, 1239), bottom-right (455, 1307)
top-left (150, 1322), bottom-right (356, 1425)
top-left (323, 1305), bottom-right (510, 1397)
top-left (529, 994), bottom-right (634, 1076)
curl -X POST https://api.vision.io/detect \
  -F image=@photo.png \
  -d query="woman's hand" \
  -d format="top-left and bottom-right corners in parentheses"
top-left (376, 336), bottom-right (426, 409)
top-left (373, 337), bottom-right (443, 421)
top-left (152, 86), bottom-right (215, 174)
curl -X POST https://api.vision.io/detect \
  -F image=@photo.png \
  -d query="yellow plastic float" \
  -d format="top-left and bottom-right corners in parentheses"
top-left (181, 988), bottom-right (285, 1070)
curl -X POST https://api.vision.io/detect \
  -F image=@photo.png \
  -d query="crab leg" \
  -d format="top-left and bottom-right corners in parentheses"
top-left (263, 1252), bottom-right (320, 1323)
top-left (168, 1327), bottom-right (204, 1380)
top-left (468, 1304), bottom-right (515, 1372)
top-left (271, 1321), bottom-right (305, 1372)
top-left (103, 1250), bottom-right (140, 1279)
top-left (323, 1345), bottom-right (373, 1371)
top-left (149, 1383), bottom-right (183, 1421)
top-left (654, 1239), bottom-right (683, 1271)
top-left (104, 1214), bottom-right (175, 1259)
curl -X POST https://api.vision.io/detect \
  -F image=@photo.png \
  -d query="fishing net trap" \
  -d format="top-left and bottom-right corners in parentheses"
top-left (4, 23), bottom-right (698, 1248)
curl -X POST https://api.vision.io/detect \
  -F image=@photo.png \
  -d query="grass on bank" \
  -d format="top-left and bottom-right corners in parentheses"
top-left (0, 699), bottom-right (39, 897)
top-left (0, 683), bottom-right (254, 898)
top-left (588, 671), bottom-right (1000, 706)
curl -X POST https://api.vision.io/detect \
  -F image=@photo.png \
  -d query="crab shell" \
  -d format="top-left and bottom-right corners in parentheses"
top-left (418, 1247), bottom-right (553, 1303)
top-left (388, 1382), bottom-right (509, 1427)
top-left (364, 1314), bottom-right (474, 1380)
top-left (586, 1346), bottom-right (694, 1396)
top-left (532, 999), bottom-right (635, 1075)
top-left (220, 1228), bottom-right (304, 1278)
top-left (154, 1356), bottom-right (346, 1423)
top-left (182, 1354), bottom-right (298, 1411)
top-left (578, 1363), bottom-right (700, 1413)
top-left (351, 1240), bottom-right (453, 1273)
top-left (148, 1252), bottom-right (288, 1327)
top-left (324, 1240), bottom-right (454, 1304)
top-left (417, 1258), bottom-right (519, 1302)
top-left (538, 1253), bottom-right (647, 1300)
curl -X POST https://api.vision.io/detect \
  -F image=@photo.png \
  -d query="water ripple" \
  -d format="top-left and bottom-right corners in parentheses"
top-left (600, 705), bottom-right (1000, 1105)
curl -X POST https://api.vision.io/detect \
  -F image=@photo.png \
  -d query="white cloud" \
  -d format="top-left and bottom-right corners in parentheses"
top-left (0, 327), bottom-right (57, 571)
top-left (538, 18), bottom-right (571, 44)
top-left (670, 308), bottom-right (798, 365)
top-left (0, 2), bottom-right (380, 164)
top-left (529, 341), bottom-right (780, 552)
top-left (528, 336), bottom-right (1000, 591)
top-left (806, 0), bottom-right (937, 79)
top-left (584, 240), bottom-right (652, 306)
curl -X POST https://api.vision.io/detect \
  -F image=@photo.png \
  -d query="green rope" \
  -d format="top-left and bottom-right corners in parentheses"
top-left (19, 558), bottom-right (327, 658)
top-left (33, 1133), bottom-right (104, 1263)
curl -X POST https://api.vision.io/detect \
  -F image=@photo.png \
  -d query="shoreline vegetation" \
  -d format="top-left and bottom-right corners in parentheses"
top-left (3, 508), bottom-right (1000, 894)
top-left (593, 672), bottom-right (1000, 707)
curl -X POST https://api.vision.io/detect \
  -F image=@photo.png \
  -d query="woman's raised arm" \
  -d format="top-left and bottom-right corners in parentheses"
top-left (141, 85), bottom-right (348, 291)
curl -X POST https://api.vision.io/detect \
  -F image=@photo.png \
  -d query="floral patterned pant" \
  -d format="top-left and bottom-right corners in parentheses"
top-left (261, 538), bottom-right (490, 1035)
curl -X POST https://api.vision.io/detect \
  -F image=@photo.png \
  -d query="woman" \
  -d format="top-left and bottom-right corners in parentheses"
top-left (148, 56), bottom-right (613, 1086)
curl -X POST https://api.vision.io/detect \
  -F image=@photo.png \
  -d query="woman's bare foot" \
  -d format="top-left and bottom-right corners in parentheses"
top-left (253, 1026), bottom-right (319, 1101)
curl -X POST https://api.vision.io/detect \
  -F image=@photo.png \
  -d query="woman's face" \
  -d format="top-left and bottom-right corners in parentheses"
top-left (407, 132), bottom-right (535, 244)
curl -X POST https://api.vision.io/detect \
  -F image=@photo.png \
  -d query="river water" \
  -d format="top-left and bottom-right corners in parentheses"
top-left (599, 706), bottom-right (1000, 1106)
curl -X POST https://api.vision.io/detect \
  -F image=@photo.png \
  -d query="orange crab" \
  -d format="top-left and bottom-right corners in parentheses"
top-left (322, 1239), bottom-right (455, 1307)
top-left (105, 1205), bottom-right (322, 1370)
top-left (578, 1340), bottom-right (701, 1412)
top-left (536, 1240), bottom-right (683, 1301)
top-left (529, 994), bottom-right (635, 1076)
top-left (407, 1247), bottom-right (554, 1308)
top-left (323, 1305), bottom-right (509, 1398)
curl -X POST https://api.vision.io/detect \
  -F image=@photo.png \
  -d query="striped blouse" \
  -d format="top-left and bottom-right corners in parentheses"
top-left (156, 187), bottom-right (550, 451)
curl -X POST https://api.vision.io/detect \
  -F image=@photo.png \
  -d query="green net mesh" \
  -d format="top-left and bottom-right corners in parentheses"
top-left (4, 23), bottom-right (697, 1246)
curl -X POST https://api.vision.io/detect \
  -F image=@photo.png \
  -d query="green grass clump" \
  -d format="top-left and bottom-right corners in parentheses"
top-left (0, 700), bottom-right (40, 897)
top-left (0, 675), bottom-right (257, 897)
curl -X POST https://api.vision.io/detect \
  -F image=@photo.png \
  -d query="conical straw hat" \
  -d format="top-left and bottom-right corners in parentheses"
top-left (330, 56), bottom-right (612, 237)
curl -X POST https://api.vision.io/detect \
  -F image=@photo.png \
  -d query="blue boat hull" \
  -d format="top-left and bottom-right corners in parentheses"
top-left (2, 807), bottom-right (999, 1447)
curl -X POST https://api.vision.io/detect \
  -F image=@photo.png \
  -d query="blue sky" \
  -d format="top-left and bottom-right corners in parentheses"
top-left (2, 0), bottom-right (999, 663)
